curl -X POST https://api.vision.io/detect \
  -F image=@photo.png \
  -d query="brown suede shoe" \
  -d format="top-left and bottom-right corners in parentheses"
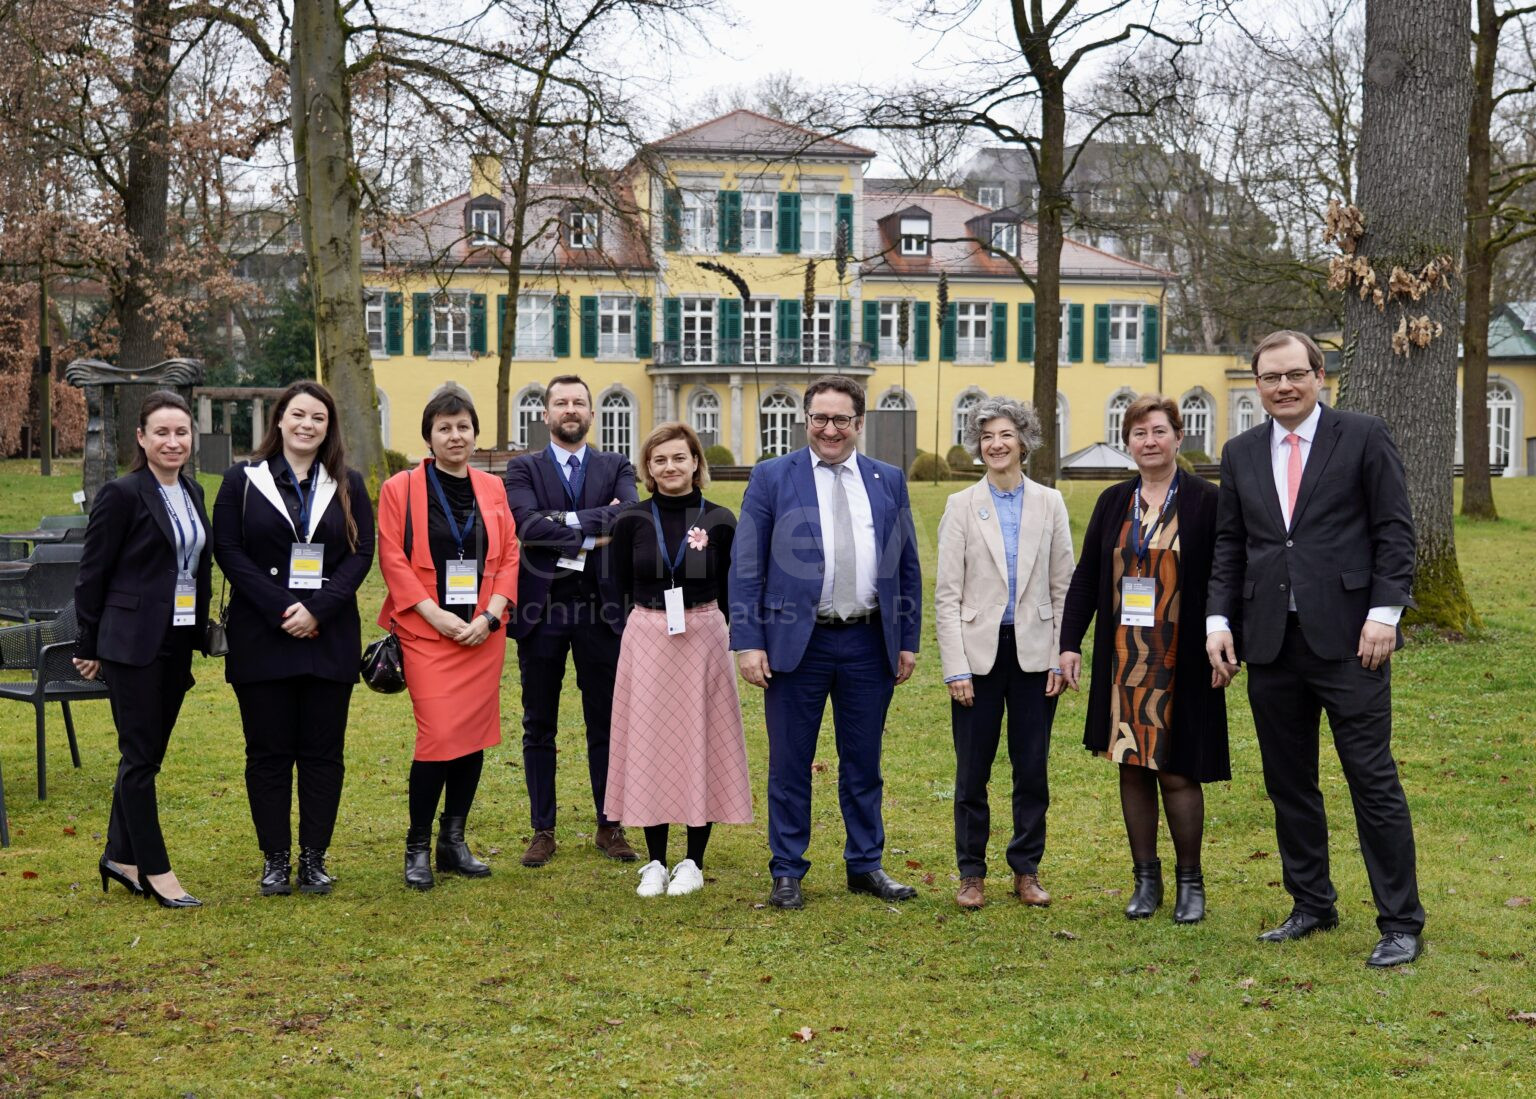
top-left (1012, 872), bottom-right (1051, 906)
top-left (595, 824), bottom-right (638, 862)
top-left (956, 876), bottom-right (985, 910)
top-left (521, 829), bottom-right (557, 868)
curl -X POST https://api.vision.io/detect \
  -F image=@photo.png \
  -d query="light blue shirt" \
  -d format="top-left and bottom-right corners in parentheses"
top-left (989, 479), bottom-right (1024, 626)
top-left (547, 442), bottom-right (597, 550)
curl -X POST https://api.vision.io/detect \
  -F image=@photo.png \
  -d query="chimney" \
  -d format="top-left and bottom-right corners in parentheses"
top-left (470, 153), bottom-right (502, 198)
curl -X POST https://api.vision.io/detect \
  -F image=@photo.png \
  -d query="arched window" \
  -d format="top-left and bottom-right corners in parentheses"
top-left (1180, 391), bottom-right (1213, 454)
top-left (689, 389), bottom-right (721, 446)
top-left (953, 390), bottom-right (985, 445)
top-left (1489, 380), bottom-right (1516, 469)
top-left (1236, 395), bottom-right (1256, 434)
top-left (1054, 393), bottom-right (1070, 456)
top-left (877, 389), bottom-right (913, 411)
top-left (599, 390), bottom-right (634, 457)
top-left (515, 388), bottom-right (545, 448)
top-left (759, 391), bottom-right (798, 458)
top-left (1106, 391), bottom-right (1134, 449)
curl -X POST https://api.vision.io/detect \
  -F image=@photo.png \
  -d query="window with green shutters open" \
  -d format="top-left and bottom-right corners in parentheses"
top-left (742, 192), bottom-right (775, 254)
top-left (1108, 303), bottom-right (1141, 361)
top-left (954, 302), bottom-right (990, 363)
top-left (513, 293), bottom-right (555, 359)
top-left (682, 192), bottom-right (715, 253)
top-left (801, 194), bottom-right (834, 253)
top-left (682, 297), bottom-right (715, 364)
top-left (804, 299), bottom-right (836, 365)
top-left (743, 299), bottom-right (775, 363)
top-left (599, 295), bottom-right (634, 358)
top-left (430, 291), bottom-right (485, 357)
top-left (876, 300), bottom-right (914, 361)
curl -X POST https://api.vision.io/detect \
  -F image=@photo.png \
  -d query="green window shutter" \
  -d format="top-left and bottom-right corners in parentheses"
top-left (777, 192), bottom-right (801, 253)
top-left (1093, 304), bottom-right (1110, 363)
top-left (913, 301), bottom-right (931, 361)
top-left (498, 294), bottom-right (514, 356)
top-left (663, 297), bottom-right (681, 346)
top-left (553, 294), bottom-right (571, 358)
top-left (940, 306), bottom-right (958, 361)
top-left (718, 191), bottom-right (741, 253)
top-left (1018, 302), bottom-right (1035, 362)
top-left (1142, 304), bottom-right (1160, 363)
top-left (861, 300), bottom-right (880, 362)
top-left (1069, 303), bottom-right (1085, 363)
top-left (663, 188), bottom-right (682, 251)
top-left (836, 194), bottom-right (854, 247)
top-left (579, 295), bottom-right (599, 358)
top-left (777, 299), bottom-right (801, 364)
top-left (385, 292), bottom-right (404, 355)
top-left (469, 293), bottom-right (487, 355)
top-left (991, 302), bottom-right (1007, 362)
top-left (718, 298), bottom-right (741, 363)
top-left (635, 299), bottom-right (653, 358)
top-left (836, 299), bottom-right (851, 365)
top-left (412, 292), bottom-right (432, 355)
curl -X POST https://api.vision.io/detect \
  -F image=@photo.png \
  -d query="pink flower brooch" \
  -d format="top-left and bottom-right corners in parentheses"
top-left (686, 526), bottom-right (709, 551)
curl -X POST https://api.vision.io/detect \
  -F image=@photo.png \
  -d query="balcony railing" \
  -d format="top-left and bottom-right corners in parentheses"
top-left (651, 338), bottom-right (872, 368)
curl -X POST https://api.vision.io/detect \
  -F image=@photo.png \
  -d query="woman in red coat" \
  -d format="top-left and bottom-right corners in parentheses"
top-left (377, 384), bottom-right (518, 890)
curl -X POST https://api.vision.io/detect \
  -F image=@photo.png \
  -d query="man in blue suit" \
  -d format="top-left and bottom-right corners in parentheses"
top-left (504, 375), bottom-right (639, 868)
top-left (729, 375), bottom-right (923, 909)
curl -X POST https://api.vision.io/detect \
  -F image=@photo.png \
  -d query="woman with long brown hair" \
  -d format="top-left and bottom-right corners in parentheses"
top-left (212, 379), bottom-right (375, 896)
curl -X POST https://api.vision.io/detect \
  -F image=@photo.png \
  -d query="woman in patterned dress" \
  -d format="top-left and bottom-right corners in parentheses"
top-left (1058, 394), bottom-right (1231, 923)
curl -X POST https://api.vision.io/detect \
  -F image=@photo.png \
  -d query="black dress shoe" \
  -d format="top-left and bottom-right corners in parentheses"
top-left (768, 876), bottom-right (803, 909)
top-left (1366, 932), bottom-right (1423, 967)
top-left (260, 850), bottom-right (292, 896)
top-left (847, 868), bottom-right (917, 902)
top-left (404, 827), bottom-right (434, 891)
top-left (1125, 859), bottom-right (1162, 919)
top-left (1172, 865), bottom-right (1205, 924)
top-left (435, 815), bottom-right (491, 877)
top-left (1257, 911), bottom-right (1339, 942)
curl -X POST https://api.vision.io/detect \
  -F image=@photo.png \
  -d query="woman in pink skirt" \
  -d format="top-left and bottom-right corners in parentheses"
top-left (605, 422), bottom-right (752, 896)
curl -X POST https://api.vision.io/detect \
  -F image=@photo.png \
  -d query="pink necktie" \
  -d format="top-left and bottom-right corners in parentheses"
top-left (1285, 433), bottom-right (1303, 524)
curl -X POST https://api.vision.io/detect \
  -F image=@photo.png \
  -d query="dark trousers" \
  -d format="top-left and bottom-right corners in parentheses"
top-left (516, 603), bottom-right (621, 830)
top-left (763, 618), bottom-right (894, 879)
top-left (952, 627), bottom-right (1056, 878)
top-left (101, 632), bottom-right (196, 876)
top-left (1247, 616), bottom-right (1424, 934)
top-left (233, 676), bottom-right (354, 852)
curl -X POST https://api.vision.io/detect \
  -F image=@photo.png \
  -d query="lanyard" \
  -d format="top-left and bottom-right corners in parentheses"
top-left (276, 456), bottom-right (320, 541)
top-left (650, 499), bottom-right (705, 586)
top-left (1129, 472), bottom-right (1179, 571)
top-left (426, 463), bottom-right (477, 559)
top-left (157, 481), bottom-right (199, 575)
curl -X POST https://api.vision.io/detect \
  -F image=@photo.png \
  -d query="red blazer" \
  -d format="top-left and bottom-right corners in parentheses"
top-left (377, 461), bottom-right (519, 640)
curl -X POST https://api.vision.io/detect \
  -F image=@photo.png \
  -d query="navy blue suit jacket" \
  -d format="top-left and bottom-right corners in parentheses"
top-left (728, 448), bottom-right (922, 676)
top-left (503, 446), bottom-right (638, 637)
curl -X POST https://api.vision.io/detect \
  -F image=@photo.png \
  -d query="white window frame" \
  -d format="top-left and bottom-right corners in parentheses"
top-left (1236, 395), bottom-right (1256, 434)
top-left (801, 193), bottom-right (835, 254)
top-left (1108, 303), bottom-right (1142, 362)
top-left (515, 293), bottom-right (555, 360)
top-left (1107, 391), bottom-right (1134, 450)
top-left (877, 389), bottom-right (913, 411)
top-left (741, 191), bottom-right (776, 254)
top-left (954, 301), bottom-right (990, 363)
top-left (742, 298), bottom-right (776, 364)
top-left (1489, 380), bottom-right (1516, 468)
top-left (682, 297), bottom-right (714, 365)
top-left (990, 221), bottom-right (1019, 257)
top-left (689, 389), bottom-right (721, 443)
top-left (469, 206), bottom-right (501, 245)
top-left (977, 185), bottom-right (1004, 209)
top-left (598, 295), bottom-right (635, 359)
top-left (803, 299), bottom-right (836, 365)
top-left (878, 300), bottom-right (914, 361)
top-left (568, 209), bottom-right (599, 250)
top-left (1180, 393), bottom-right (1213, 455)
top-left (431, 290), bottom-right (471, 357)
top-left (515, 388), bottom-right (544, 448)
top-left (365, 290), bottom-right (386, 355)
top-left (599, 390), bottom-right (635, 458)
top-left (759, 391), bottom-right (798, 458)
top-left (953, 390), bottom-right (984, 446)
top-left (682, 191), bottom-right (716, 253)
top-left (899, 217), bottom-right (930, 256)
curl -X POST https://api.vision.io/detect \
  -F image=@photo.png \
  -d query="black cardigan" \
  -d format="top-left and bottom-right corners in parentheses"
top-left (1058, 474), bottom-right (1231, 783)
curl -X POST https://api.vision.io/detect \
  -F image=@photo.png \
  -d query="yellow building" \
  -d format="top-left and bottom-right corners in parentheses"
top-left (361, 111), bottom-right (1534, 477)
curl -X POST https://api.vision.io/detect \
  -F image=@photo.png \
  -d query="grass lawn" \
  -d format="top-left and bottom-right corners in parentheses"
top-left (1, 458), bottom-right (1533, 1096)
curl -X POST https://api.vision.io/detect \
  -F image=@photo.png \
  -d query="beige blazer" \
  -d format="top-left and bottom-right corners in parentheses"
top-left (935, 476), bottom-right (1074, 679)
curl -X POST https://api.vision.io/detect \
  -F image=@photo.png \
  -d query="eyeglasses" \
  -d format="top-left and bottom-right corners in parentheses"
top-left (807, 414), bottom-right (858, 430)
top-left (1255, 369), bottom-right (1318, 390)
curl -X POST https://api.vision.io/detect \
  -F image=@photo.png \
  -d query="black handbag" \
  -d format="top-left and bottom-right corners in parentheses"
top-left (361, 628), bottom-right (405, 693)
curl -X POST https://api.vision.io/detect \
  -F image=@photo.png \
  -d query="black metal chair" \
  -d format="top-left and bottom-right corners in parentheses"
top-left (0, 543), bottom-right (85, 622)
top-left (37, 514), bottom-right (88, 531)
top-left (0, 602), bottom-right (110, 847)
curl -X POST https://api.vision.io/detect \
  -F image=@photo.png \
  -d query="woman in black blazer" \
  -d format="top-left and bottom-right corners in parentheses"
top-left (213, 380), bottom-right (375, 897)
top-left (1058, 394), bottom-right (1230, 924)
top-left (74, 390), bottom-right (212, 909)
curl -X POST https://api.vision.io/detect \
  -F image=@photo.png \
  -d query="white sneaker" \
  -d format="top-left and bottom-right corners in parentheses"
top-left (635, 860), bottom-right (669, 897)
top-left (666, 859), bottom-right (704, 896)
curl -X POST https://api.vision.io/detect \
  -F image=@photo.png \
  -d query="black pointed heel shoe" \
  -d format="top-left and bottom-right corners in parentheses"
top-left (141, 874), bottom-right (202, 909)
top-left (1124, 859), bottom-right (1163, 919)
top-left (1173, 865), bottom-right (1206, 924)
top-left (99, 856), bottom-right (144, 896)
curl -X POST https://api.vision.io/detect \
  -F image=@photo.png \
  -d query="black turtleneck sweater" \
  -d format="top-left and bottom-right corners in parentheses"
top-left (610, 489), bottom-right (736, 613)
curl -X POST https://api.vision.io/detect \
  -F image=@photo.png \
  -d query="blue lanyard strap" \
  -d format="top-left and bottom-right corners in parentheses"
top-left (157, 482), bottom-right (199, 574)
top-left (650, 500), bottom-right (706, 585)
top-left (276, 457), bottom-right (320, 541)
top-left (1129, 472), bottom-right (1179, 569)
top-left (426, 463), bottom-right (477, 559)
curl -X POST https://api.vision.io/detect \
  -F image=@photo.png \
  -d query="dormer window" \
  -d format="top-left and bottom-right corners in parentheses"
top-left (977, 185), bottom-right (1004, 209)
top-left (899, 216), bottom-right (930, 256)
top-left (990, 221), bottom-right (1019, 257)
top-left (467, 200), bottom-right (502, 245)
top-left (567, 208), bottom-right (599, 250)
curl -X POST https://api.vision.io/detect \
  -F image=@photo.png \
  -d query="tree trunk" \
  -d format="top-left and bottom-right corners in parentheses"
top-left (1345, 0), bottom-right (1478, 633)
top-left (291, 0), bottom-right (385, 487)
top-left (1460, 0), bottom-right (1499, 520)
top-left (1025, 64), bottom-right (1065, 485)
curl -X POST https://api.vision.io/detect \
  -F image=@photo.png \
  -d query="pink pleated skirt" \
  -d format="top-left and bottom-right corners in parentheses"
top-left (604, 601), bottom-right (754, 827)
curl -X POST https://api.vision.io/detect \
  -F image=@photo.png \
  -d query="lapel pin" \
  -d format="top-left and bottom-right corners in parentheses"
top-left (873, 472), bottom-right (880, 479)
top-left (979, 508), bottom-right (989, 520)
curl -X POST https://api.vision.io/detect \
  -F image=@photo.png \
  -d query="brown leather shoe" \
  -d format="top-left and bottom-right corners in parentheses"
top-left (520, 829), bottom-right (557, 867)
top-left (956, 876), bottom-right (985, 910)
top-left (1012, 872), bottom-right (1051, 906)
top-left (595, 824), bottom-right (638, 862)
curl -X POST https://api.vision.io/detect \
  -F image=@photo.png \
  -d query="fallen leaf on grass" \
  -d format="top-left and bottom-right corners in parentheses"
top-left (161, 1003), bottom-right (182, 1020)
top-left (759, 975), bottom-right (772, 984)
top-left (1428, 1010), bottom-right (1447, 1018)
top-left (810, 761), bottom-right (829, 774)
top-left (1506, 897), bottom-right (1531, 908)
top-left (1248, 851), bottom-right (1270, 860)
top-left (791, 1026), bottom-right (815, 1042)
top-left (1509, 1012), bottom-right (1536, 1027)
top-left (1188, 970), bottom-right (1200, 984)
top-left (1187, 1050), bottom-right (1208, 1067)
top-left (1238, 978), bottom-right (1256, 989)
top-left (21, 871), bottom-right (37, 880)
top-left (829, 1025), bottom-right (846, 1033)
top-left (921, 873), bottom-right (935, 885)
top-left (604, 1019), bottom-right (624, 1027)
top-left (62, 827), bottom-right (76, 836)
top-left (1052, 930), bottom-right (1079, 941)
top-left (905, 860), bottom-right (922, 870)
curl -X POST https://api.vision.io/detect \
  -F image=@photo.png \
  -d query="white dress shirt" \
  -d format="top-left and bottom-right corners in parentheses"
top-left (813, 451), bottom-right (879, 615)
top-left (1206, 402), bottom-right (1401, 636)
top-left (548, 441), bottom-right (596, 550)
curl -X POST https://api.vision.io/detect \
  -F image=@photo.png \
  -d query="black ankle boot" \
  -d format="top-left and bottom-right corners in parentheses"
top-left (436, 815), bottom-right (491, 877)
top-left (297, 847), bottom-right (334, 895)
top-left (259, 850), bottom-right (292, 896)
top-left (1173, 865), bottom-right (1206, 924)
top-left (404, 827), bottom-right (434, 891)
top-left (1125, 859), bottom-right (1163, 919)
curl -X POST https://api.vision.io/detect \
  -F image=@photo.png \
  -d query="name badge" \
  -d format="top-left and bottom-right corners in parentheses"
top-left (173, 577), bottom-right (197, 626)
top-left (444, 559), bottom-right (479, 605)
top-left (556, 549), bottom-right (588, 572)
top-left (663, 586), bottom-right (686, 635)
top-left (288, 543), bottom-right (324, 589)
top-left (1120, 576), bottom-right (1156, 628)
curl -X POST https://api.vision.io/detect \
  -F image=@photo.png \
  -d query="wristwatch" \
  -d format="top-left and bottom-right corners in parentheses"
top-left (481, 611), bottom-right (502, 632)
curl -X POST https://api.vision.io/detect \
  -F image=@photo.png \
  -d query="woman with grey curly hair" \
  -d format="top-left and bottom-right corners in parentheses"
top-left (934, 394), bottom-right (1075, 911)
